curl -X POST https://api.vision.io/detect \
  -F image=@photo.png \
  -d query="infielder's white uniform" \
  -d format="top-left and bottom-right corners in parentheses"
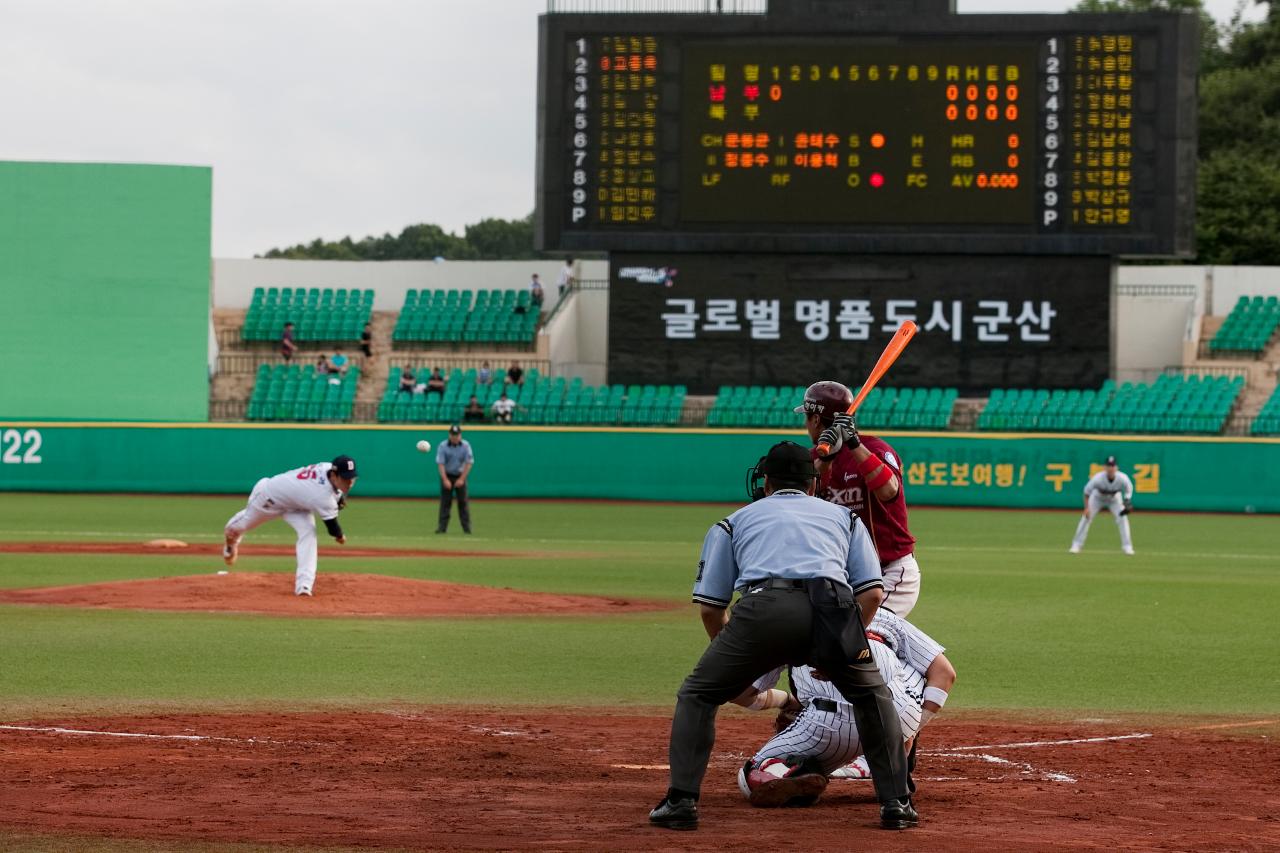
top-left (224, 462), bottom-right (345, 595)
top-left (742, 611), bottom-right (944, 780)
top-left (1070, 470), bottom-right (1135, 554)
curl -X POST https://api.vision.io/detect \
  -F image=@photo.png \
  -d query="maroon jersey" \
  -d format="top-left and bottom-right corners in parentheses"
top-left (814, 435), bottom-right (916, 564)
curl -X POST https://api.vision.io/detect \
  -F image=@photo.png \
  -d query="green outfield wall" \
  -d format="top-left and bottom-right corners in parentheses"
top-left (1, 423), bottom-right (1277, 513)
top-left (0, 161), bottom-right (212, 422)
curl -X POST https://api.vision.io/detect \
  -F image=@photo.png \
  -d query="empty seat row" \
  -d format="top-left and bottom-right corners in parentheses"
top-left (246, 363), bottom-right (360, 422)
top-left (243, 287), bottom-right (374, 343)
top-left (1210, 295), bottom-right (1280, 353)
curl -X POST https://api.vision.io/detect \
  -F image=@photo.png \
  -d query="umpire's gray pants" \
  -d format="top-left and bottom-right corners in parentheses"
top-left (667, 585), bottom-right (910, 805)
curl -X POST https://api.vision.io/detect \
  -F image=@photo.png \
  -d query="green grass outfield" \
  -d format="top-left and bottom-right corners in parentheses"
top-left (0, 493), bottom-right (1276, 719)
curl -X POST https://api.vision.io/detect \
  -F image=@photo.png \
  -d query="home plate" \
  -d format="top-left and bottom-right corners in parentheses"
top-left (612, 763), bottom-right (670, 770)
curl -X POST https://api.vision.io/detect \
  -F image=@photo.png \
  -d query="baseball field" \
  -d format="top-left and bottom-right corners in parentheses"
top-left (1, 492), bottom-right (1277, 852)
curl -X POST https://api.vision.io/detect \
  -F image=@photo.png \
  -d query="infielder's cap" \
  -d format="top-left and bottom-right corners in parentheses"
top-left (1105, 455), bottom-right (1117, 465)
top-left (449, 423), bottom-right (462, 434)
top-left (331, 455), bottom-right (359, 479)
top-left (761, 441), bottom-right (817, 481)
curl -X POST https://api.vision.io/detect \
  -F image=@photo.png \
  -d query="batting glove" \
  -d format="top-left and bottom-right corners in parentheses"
top-left (832, 412), bottom-right (860, 450)
top-left (817, 425), bottom-right (844, 458)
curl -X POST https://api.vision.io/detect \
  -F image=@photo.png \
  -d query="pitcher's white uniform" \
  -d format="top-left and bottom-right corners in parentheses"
top-left (224, 462), bottom-right (346, 595)
top-left (1070, 469), bottom-right (1135, 554)
top-left (740, 611), bottom-right (945, 781)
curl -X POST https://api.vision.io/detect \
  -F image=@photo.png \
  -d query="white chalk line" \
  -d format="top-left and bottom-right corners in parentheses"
top-left (0, 724), bottom-right (312, 745)
top-left (926, 751), bottom-right (1076, 784)
top-left (945, 732), bottom-right (1153, 751)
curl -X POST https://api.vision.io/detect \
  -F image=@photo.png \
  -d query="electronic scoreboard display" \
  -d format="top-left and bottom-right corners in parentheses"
top-left (535, 12), bottom-right (1198, 257)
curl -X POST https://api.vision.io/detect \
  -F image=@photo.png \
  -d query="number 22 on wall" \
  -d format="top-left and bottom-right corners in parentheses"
top-left (1, 429), bottom-right (42, 464)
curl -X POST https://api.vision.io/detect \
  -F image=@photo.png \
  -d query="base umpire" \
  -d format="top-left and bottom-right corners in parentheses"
top-left (649, 441), bottom-right (917, 831)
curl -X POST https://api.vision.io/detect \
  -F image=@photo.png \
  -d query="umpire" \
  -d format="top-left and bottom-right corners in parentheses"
top-left (435, 424), bottom-right (473, 534)
top-left (649, 441), bottom-right (916, 831)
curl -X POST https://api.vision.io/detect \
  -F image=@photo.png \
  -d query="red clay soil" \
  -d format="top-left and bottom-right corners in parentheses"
top-left (0, 711), bottom-right (1276, 852)
top-left (0, 572), bottom-right (673, 618)
top-left (0, 541), bottom-right (534, 559)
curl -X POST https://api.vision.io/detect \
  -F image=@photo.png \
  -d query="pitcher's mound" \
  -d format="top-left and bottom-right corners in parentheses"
top-left (0, 572), bottom-right (676, 618)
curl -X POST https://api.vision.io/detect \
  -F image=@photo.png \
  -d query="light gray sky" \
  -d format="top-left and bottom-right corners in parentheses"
top-left (0, 0), bottom-right (1267, 257)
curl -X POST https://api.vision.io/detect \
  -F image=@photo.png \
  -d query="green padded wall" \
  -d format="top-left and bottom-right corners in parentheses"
top-left (0, 161), bottom-right (211, 421)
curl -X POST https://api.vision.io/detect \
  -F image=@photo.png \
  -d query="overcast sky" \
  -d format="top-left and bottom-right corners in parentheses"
top-left (0, 0), bottom-right (1267, 257)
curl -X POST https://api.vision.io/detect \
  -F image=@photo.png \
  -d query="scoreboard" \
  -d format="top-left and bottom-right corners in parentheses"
top-left (535, 11), bottom-right (1198, 257)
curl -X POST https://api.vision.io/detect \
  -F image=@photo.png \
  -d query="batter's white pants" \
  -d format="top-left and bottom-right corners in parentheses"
top-left (881, 554), bottom-right (920, 617)
top-left (751, 704), bottom-right (862, 777)
top-left (1071, 495), bottom-right (1133, 553)
top-left (224, 479), bottom-right (319, 594)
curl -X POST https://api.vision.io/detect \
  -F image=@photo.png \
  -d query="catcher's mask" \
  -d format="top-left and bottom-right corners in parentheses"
top-left (746, 441), bottom-right (817, 501)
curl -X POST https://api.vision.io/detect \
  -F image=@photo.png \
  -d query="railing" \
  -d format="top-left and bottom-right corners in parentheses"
top-left (1116, 284), bottom-right (1199, 298)
top-left (547, 0), bottom-right (766, 12)
top-left (217, 352), bottom-right (368, 375)
top-left (386, 357), bottom-right (552, 377)
top-left (1163, 364), bottom-right (1250, 380)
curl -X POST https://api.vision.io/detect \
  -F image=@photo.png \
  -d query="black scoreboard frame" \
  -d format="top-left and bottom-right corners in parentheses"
top-left (534, 11), bottom-right (1198, 258)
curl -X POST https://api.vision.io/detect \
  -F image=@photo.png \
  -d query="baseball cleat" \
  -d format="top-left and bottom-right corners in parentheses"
top-left (1068, 545), bottom-right (1081, 554)
top-left (222, 540), bottom-right (238, 566)
top-left (296, 587), bottom-right (313, 597)
top-left (830, 755), bottom-right (873, 780)
top-left (648, 796), bottom-right (698, 830)
top-left (1122, 547), bottom-right (1135, 555)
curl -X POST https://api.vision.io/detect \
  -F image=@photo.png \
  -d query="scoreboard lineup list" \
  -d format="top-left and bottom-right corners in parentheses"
top-left (566, 33), bottom-right (1142, 232)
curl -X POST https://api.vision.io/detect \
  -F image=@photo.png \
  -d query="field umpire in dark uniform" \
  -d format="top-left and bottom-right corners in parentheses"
top-left (649, 441), bottom-right (916, 831)
top-left (435, 424), bottom-right (473, 534)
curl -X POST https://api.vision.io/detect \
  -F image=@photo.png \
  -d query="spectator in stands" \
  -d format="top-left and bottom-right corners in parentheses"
top-left (360, 322), bottom-right (373, 358)
top-left (398, 368), bottom-right (416, 398)
top-left (463, 394), bottom-right (486, 422)
top-left (558, 258), bottom-right (575, 298)
top-left (316, 355), bottom-right (331, 375)
top-left (329, 352), bottom-right (349, 377)
top-left (281, 322), bottom-right (297, 361)
top-left (478, 360), bottom-right (493, 386)
top-left (529, 274), bottom-right (544, 312)
top-left (491, 390), bottom-right (521, 424)
top-left (505, 360), bottom-right (525, 387)
top-left (426, 367), bottom-right (447, 397)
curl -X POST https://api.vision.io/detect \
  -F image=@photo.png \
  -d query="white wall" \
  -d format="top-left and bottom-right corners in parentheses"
top-left (212, 258), bottom-right (609, 311)
top-left (1209, 266), bottom-right (1280, 315)
top-left (544, 288), bottom-right (609, 385)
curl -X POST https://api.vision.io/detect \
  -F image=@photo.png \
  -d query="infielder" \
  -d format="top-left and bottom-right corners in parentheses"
top-left (1070, 455), bottom-right (1135, 555)
top-left (734, 610), bottom-right (955, 807)
top-left (796, 381), bottom-right (922, 616)
top-left (222, 455), bottom-right (358, 596)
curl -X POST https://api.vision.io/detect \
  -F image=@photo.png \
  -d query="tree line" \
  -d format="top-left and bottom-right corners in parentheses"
top-left (263, 0), bottom-right (1279, 265)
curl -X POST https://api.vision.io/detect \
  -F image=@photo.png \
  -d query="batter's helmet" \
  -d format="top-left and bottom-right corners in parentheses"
top-left (794, 381), bottom-right (853, 425)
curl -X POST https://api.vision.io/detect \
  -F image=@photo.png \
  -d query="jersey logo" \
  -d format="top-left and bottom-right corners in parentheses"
top-left (695, 560), bottom-right (705, 582)
top-left (856, 649), bottom-right (871, 661)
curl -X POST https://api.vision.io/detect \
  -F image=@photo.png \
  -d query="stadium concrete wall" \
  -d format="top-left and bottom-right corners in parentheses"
top-left (1, 423), bottom-right (1276, 513)
top-left (0, 161), bottom-right (212, 422)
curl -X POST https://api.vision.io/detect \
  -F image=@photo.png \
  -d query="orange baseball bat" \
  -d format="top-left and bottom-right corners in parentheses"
top-left (815, 319), bottom-right (919, 456)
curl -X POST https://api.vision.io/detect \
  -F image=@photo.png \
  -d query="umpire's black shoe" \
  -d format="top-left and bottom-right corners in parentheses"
top-left (648, 797), bottom-right (698, 831)
top-left (880, 797), bottom-right (919, 829)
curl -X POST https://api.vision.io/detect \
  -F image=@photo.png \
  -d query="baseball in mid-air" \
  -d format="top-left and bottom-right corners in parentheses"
top-left (416, 439), bottom-right (432, 453)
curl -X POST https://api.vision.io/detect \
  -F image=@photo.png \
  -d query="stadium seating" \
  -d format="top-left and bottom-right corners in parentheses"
top-left (377, 368), bottom-right (683, 426)
top-left (392, 288), bottom-right (537, 346)
top-left (1250, 385), bottom-right (1280, 436)
top-left (706, 385), bottom-right (956, 430)
top-left (977, 374), bottom-right (1244, 434)
top-left (242, 287), bottom-right (374, 343)
top-left (246, 363), bottom-right (360, 422)
top-left (1209, 296), bottom-right (1280, 353)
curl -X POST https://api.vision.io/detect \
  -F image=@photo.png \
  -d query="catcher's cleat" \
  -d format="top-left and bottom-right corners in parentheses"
top-left (880, 797), bottom-right (919, 830)
top-left (648, 796), bottom-right (698, 830)
top-left (830, 755), bottom-right (873, 780)
top-left (739, 757), bottom-right (828, 808)
top-left (222, 539), bottom-right (238, 567)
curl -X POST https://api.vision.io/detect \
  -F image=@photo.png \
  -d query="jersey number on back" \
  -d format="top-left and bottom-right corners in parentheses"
top-left (296, 466), bottom-right (320, 480)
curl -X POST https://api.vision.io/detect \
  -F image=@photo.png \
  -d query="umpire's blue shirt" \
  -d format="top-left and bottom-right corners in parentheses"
top-left (691, 490), bottom-right (883, 608)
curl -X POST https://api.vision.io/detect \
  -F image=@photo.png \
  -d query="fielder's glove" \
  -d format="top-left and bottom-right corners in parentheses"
top-left (337, 493), bottom-right (347, 510)
top-left (817, 412), bottom-right (859, 458)
top-left (1120, 500), bottom-right (1132, 516)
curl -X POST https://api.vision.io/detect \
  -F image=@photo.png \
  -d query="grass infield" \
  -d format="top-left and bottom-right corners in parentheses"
top-left (0, 493), bottom-right (1276, 717)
